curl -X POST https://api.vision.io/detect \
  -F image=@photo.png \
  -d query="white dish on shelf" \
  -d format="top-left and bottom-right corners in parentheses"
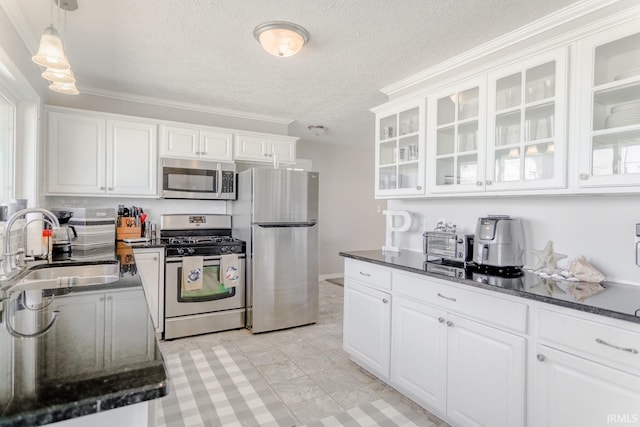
top-left (614, 67), bottom-right (640, 81)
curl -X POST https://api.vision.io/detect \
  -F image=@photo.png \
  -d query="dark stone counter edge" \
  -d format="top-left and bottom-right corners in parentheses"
top-left (0, 366), bottom-right (169, 427)
top-left (339, 251), bottom-right (640, 325)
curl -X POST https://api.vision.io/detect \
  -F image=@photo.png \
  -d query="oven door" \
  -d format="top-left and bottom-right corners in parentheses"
top-left (165, 255), bottom-right (245, 317)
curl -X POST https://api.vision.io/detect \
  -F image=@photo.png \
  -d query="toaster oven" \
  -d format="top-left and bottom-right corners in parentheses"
top-left (423, 231), bottom-right (474, 263)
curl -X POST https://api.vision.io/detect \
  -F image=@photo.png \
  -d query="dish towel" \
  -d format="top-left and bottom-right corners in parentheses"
top-left (220, 254), bottom-right (239, 289)
top-left (182, 256), bottom-right (204, 291)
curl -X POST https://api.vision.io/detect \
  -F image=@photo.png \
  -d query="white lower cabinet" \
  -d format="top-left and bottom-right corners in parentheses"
top-left (391, 296), bottom-right (447, 412)
top-left (343, 279), bottom-right (391, 380)
top-left (133, 248), bottom-right (165, 334)
top-left (391, 295), bottom-right (525, 427)
top-left (534, 345), bottom-right (640, 427)
top-left (532, 306), bottom-right (640, 427)
top-left (446, 313), bottom-right (525, 427)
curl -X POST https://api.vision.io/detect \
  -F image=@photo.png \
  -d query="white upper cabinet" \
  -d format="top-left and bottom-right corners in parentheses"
top-left (576, 21), bottom-right (640, 190)
top-left (234, 133), bottom-right (297, 163)
top-left (374, 99), bottom-right (425, 198)
top-left (486, 47), bottom-right (568, 191)
top-left (160, 124), bottom-right (233, 162)
top-left (46, 109), bottom-right (158, 197)
top-left (428, 78), bottom-right (486, 194)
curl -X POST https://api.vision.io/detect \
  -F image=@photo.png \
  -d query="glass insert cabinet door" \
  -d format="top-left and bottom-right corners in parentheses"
top-left (578, 23), bottom-right (640, 188)
top-left (428, 79), bottom-right (486, 193)
top-left (375, 100), bottom-right (425, 196)
top-left (485, 47), bottom-right (568, 191)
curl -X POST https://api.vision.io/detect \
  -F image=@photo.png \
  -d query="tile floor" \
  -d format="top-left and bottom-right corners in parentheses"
top-left (158, 281), bottom-right (449, 426)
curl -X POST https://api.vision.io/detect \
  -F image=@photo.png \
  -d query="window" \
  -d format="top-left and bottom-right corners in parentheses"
top-left (0, 90), bottom-right (15, 204)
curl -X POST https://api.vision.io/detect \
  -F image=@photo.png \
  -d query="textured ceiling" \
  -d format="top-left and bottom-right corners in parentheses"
top-left (11, 0), bottom-right (579, 146)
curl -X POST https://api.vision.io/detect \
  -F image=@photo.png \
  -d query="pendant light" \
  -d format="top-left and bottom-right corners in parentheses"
top-left (32, 0), bottom-right (79, 95)
top-left (49, 81), bottom-right (79, 95)
top-left (41, 61), bottom-right (75, 84)
top-left (253, 21), bottom-right (310, 57)
top-left (32, 26), bottom-right (69, 69)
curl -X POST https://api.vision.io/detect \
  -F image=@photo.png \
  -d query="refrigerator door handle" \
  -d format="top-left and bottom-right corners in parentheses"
top-left (216, 162), bottom-right (222, 198)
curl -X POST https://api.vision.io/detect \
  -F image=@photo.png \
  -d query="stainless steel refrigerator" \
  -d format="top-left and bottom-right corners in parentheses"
top-left (233, 168), bottom-right (319, 333)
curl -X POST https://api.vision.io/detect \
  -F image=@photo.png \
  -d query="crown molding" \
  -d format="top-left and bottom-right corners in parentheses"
top-left (380, 0), bottom-right (628, 96)
top-left (77, 86), bottom-right (295, 125)
top-left (0, 0), bottom-right (38, 54)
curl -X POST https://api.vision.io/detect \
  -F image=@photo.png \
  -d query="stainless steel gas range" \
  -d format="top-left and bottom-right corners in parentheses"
top-left (161, 214), bottom-right (246, 340)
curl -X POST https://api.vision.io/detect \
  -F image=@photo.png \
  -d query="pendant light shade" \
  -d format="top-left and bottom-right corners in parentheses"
top-left (42, 63), bottom-right (75, 83)
top-left (49, 81), bottom-right (79, 95)
top-left (253, 21), bottom-right (309, 57)
top-left (32, 26), bottom-right (69, 69)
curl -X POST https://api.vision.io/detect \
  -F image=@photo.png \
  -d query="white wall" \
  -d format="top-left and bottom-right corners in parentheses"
top-left (297, 140), bottom-right (386, 276)
top-left (388, 195), bottom-right (640, 285)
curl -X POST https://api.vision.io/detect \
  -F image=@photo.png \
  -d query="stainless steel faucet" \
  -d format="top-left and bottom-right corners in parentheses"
top-left (1, 208), bottom-right (60, 280)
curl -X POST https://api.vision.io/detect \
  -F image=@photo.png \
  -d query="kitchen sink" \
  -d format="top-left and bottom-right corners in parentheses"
top-left (9, 261), bottom-right (120, 292)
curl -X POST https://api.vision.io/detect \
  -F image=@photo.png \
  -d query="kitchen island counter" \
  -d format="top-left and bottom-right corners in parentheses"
top-left (340, 250), bottom-right (640, 324)
top-left (0, 253), bottom-right (168, 427)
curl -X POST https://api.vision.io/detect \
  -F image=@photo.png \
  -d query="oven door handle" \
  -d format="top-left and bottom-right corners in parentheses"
top-left (216, 163), bottom-right (222, 199)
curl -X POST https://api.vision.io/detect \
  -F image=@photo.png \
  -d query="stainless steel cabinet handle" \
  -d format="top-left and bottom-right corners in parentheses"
top-left (437, 293), bottom-right (456, 302)
top-left (416, 185), bottom-right (422, 190)
top-left (537, 354), bottom-right (546, 362)
top-left (595, 338), bottom-right (639, 354)
top-left (446, 320), bottom-right (454, 327)
top-left (438, 317), bottom-right (445, 323)
top-left (476, 181), bottom-right (483, 186)
top-left (486, 180), bottom-right (493, 185)
top-left (359, 271), bottom-right (371, 277)
top-left (579, 173), bottom-right (589, 180)
top-left (382, 298), bottom-right (388, 304)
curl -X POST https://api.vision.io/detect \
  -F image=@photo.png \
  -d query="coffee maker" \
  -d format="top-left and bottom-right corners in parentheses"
top-left (473, 215), bottom-right (525, 268)
top-left (50, 210), bottom-right (77, 260)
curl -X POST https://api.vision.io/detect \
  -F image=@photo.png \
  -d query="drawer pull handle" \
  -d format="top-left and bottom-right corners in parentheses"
top-left (437, 293), bottom-right (456, 302)
top-left (359, 272), bottom-right (371, 277)
top-left (595, 338), bottom-right (639, 355)
top-left (446, 320), bottom-right (454, 327)
top-left (438, 317), bottom-right (445, 323)
top-left (537, 354), bottom-right (546, 362)
top-left (382, 298), bottom-right (388, 304)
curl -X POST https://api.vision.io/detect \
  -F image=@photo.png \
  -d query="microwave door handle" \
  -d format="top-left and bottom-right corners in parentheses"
top-left (216, 163), bottom-right (222, 198)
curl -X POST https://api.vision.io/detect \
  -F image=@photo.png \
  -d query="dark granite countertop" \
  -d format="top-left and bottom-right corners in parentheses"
top-left (340, 250), bottom-right (640, 324)
top-left (0, 247), bottom-right (169, 426)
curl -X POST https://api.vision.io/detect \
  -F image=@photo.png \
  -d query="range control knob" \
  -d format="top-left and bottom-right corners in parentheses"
top-left (187, 247), bottom-right (195, 255)
top-left (219, 246), bottom-right (229, 253)
top-left (177, 248), bottom-right (185, 256)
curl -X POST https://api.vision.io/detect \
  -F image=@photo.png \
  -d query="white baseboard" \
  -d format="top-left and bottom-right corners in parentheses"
top-left (319, 273), bottom-right (343, 281)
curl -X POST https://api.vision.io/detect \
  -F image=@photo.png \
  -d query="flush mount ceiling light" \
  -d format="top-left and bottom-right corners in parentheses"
top-left (253, 21), bottom-right (310, 57)
top-left (308, 125), bottom-right (327, 136)
top-left (32, 0), bottom-right (79, 95)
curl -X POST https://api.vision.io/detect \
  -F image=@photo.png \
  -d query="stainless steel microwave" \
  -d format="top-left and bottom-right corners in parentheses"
top-left (161, 158), bottom-right (236, 200)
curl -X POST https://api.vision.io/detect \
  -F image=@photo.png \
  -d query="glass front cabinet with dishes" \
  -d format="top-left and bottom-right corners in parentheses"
top-left (374, 100), bottom-right (426, 197)
top-left (577, 21), bottom-right (640, 190)
top-left (427, 78), bottom-right (486, 194)
top-left (485, 47), bottom-right (568, 191)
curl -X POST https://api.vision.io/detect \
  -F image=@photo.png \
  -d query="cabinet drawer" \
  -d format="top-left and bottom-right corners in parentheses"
top-left (393, 271), bottom-right (527, 333)
top-left (344, 259), bottom-right (391, 291)
top-left (538, 308), bottom-right (640, 375)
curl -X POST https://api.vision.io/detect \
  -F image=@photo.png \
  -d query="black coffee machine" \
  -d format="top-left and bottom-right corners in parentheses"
top-left (50, 210), bottom-right (77, 260)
